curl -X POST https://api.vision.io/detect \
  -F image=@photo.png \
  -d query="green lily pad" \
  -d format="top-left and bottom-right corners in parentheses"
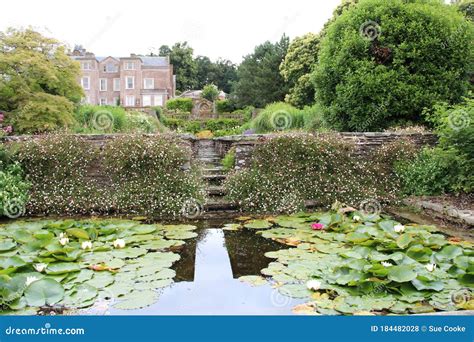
top-left (45, 262), bottom-right (81, 275)
top-left (244, 220), bottom-right (273, 230)
top-left (64, 284), bottom-right (98, 308)
top-left (66, 228), bottom-right (89, 240)
top-left (0, 240), bottom-right (17, 252)
top-left (113, 290), bottom-right (158, 310)
top-left (388, 265), bottom-right (417, 283)
top-left (24, 278), bottom-right (64, 306)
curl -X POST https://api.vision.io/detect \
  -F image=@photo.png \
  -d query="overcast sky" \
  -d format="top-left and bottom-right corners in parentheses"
top-left (0, 0), bottom-right (341, 63)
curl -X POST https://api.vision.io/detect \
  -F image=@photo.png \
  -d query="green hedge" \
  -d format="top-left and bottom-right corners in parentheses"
top-left (165, 98), bottom-right (193, 113)
top-left (13, 134), bottom-right (204, 217)
top-left (162, 117), bottom-right (241, 134)
top-left (224, 134), bottom-right (417, 213)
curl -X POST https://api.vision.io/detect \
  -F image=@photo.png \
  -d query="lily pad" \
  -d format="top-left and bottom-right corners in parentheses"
top-left (24, 278), bottom-right (64, 306)
top-left (388, 265), bottom-right (417, 283)
top-left (244, 220), bottom-right (273, 230)
top-left (113, 290), bottom-right (158, 310)
top-left (238, 275), bottom-right (268, 286)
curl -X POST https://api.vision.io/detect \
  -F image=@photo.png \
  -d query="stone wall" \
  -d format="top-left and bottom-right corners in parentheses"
top-left (214, 132), bottom-right (437, 170)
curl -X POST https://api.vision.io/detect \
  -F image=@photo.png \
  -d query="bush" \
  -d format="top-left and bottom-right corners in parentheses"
top-left (250, 102), bottom-right (305, 133)
top-left (13, 134), bottom-right (204, 217)
top-left (205, 119), bottom-right (241, 132)
top-left (165, 98), bottom-right (193, 113)
top-left (313, 0), bottom-right (474, 131)
top-left (13, 93), bottom-right (76, 134)
top-left (224, 134), bottom-right (417, 213)
top-left (125, 111), bottom-right (168, 133)
top-left (216, 99), bottom-right (235, 113)
top-left (221, 148), bottom-right (236, 171)
top-left (74, 105), bottom-right (127, 133)
top-left (397, 98), bottom-right (474, 195)
top-left (0, 163), bottom-right (30, 218)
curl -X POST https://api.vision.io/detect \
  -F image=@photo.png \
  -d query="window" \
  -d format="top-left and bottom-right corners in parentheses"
top-left (113, 97), bottom-right (120, 106)
top-left (126, 76), bottom-right (134, 89)
top-left (113, 78), bottom-right (120, 91)
top-left (99, 79), bottom-right (107, 91)
top-left (81, 77), bottom-right (90, 90)
top-left (103, 63), bottom-right (118, 73)
top-left (81, 62), bottom-right (91, 70)
top-left (100, 98), bottom-right (107, 106)
top-left (142, 95), bottom-right (151, 106)
top-left (154, 95), bottom-right (163, 106)
top-left (125, 95), bottom-right (135, 107)
top-left (124, 62), bottom-right (135, 70)
top-left (144, 78), bottom-right (154, 89)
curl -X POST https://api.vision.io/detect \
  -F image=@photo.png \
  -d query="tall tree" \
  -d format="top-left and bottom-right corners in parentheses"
top-left (159, 42), bottom-right (197, 91)
top-left (195, 56), bottom-right (215, 89)
top-left (280, 33), bottom-right (320, 108)
top-left (232, 35), bottom-right (290, 108)
top-left (0, 28), bottom-right (83, 133)
top-left (212, 59), bottom-right (238, 94)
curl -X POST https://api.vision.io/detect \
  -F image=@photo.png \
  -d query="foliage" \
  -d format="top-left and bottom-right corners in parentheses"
top-left (397, 98), bottom-right (474, 195)
top-left (232, 35), bottom-right (290, 108)
top-left (0, 163), bottom-right (30, 218)
top-left (201, 84), bottom-right (219, 102)
top-left (0, 28), bottom-right (83, 133)
top-left (195, 130), bottom-right (214, 139)
top-left (195, 57), bottom-right (238, 94)
top-left (165, 98), bottom-right (193, 113)
top-left (124, 111), bottom-right (167, 134)
top-left (242, 211), bottom-right (474, 314)
top-left (280, 33), bottom-right (320, 108)
top-left (250, 102), bottom-right (306, 133)
top-left (73, 105), bottom-right (127, 133)
top-left (456, 0), bottom-right (474, 21)
top-left (225, 134), bottom-right (418, 213)
top-left (221, 148), bottom-right (236, 172)
top-left (13, 134), bottom-right (204, 217)
top-left (312, 0), bottom-right (474, 131)
top-left (162, 117), bottom-right (241, 134)
top-left (159, 42), bottom-right (197, 91)
top-left (0, 219), bottom-right (196, 313)
top-left (216, 99), bottom-right (236, 114)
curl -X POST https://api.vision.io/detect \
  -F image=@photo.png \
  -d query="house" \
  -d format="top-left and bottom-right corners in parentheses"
top-left (71, 47), bottom-right (176, 107)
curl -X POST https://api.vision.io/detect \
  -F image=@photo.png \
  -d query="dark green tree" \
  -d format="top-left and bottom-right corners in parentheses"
top-left (232, 35), bottom-right (290, 108)
top-left (159, 42), bottom-right (197, 91)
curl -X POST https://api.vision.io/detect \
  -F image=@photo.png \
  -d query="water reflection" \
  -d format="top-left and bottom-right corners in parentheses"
top-left (108, 227), bottom-right (304, 315)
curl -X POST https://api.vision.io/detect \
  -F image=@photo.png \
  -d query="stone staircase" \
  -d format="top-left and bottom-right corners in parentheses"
top-left (195, 140), bottom-right (237, 216)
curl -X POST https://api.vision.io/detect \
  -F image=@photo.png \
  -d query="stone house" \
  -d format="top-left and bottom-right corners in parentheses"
top-left (71, 47), bottom-right (176, 107)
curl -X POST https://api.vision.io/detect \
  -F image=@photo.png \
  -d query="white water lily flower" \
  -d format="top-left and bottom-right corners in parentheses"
top-left (306, 280), bottom-right (322, 291)
top-left (425, 263), bottom-right (436, 272)
top-left (33, 263), bottom-right (47, 273)
top-left (113, 239), bottom-right (126, 249)
top-left (353, 215), bottom-right (361, 222)
top-left (394, 224), bottom-right (405, 233)
top-left (59, 237), bottom-right (69, 246)
top-left (26, 276), bottom-right (38, 286)
top-left (81, 241), bottom-right (93, 250)
top-left (59, 232), bottom-right (66, 239)
top-left (381, 261), bottom-right (393, 267)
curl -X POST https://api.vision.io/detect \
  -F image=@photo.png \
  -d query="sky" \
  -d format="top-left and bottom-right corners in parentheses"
top-left (0, 0), bottom-right (341, 63)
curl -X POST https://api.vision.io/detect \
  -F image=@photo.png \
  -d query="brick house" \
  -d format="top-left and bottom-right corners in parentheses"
top-left (71, 47), bottom-right (176, 107)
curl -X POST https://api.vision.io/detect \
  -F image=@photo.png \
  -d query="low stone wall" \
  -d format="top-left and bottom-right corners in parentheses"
top-left (214, 132), bottom-right (437, 169)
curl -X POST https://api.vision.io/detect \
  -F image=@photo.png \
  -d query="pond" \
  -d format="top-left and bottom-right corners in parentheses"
top-left (0, 211), bottom-right (472, 316)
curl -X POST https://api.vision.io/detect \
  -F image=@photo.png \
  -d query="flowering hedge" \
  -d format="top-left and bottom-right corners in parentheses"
top-left (13, 134), bottom-right (204, 217)
top-left (224, 134), bottom-right (417, 213)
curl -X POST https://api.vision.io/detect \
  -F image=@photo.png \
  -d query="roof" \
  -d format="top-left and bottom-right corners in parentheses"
top-left (70, 54), bottom-right (169, 67)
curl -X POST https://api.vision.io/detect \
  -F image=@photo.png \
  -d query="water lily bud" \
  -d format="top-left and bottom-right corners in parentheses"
top-left (59, 237), bottom-right (69, 246)
top-left (381, 261), bottom-right (393, 267)
top-left (394, 224), bottom-right (405, 233)
top-left (353, 215), bottom-right (361, 222)
top-left (425, 263), bottom-right (436, 272)
top-left (81, 241), bottom-right (93, 250)
top-left (306, 280), bottom-right (322, 291)
top-left (33, 263), bottom-right (47, 272)
top-left (113, 239), bottom-right (126, 249)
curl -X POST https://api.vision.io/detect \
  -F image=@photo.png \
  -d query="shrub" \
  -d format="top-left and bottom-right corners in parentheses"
top-left (13, 93), bottom-right (76, 134)
top-left (165, 98), bottom-right (193, 113)
top-left (195, 130), bottom-right (214, 139)
top-left (0, 162), bottom-right (30, 218)
top-left (205, 119), bottom-right (241, 132)
top-left (313, 0), bottom-right (474, 131)
top-left (13, 134), bottom-right (204, 217)
top-left (213, 127), bottom-right (244, 137)
top-left (125, 111), bottom-right (167, 133)
top-left (225, 134), bottom-right (417, 213)
top-left (221, 148), bottom-right (236, 171)
top-left (250, 102), bottom-right (305, 133)
top-left (216, 99), bottom-right (235, 113)
top-left (397, 98), bottom-right (474, 195)
top-left (74, 105), bottom-right (127, 133)
top-left (201, 84), bottom-right (219, 102)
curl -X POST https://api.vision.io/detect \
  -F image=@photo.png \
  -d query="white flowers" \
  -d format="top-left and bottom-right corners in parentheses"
top-left (26, 276), bottom-right (38, 286)
top-left (59, 233), bottom-right (69, 246)
top-left (353, 215), bottom-right (361, 222)
top-left (306, 280), bottom-right (322, 291)
top-left (33, 263), bottom-right (47, 273)
top-left (425, 263), bottom-right (437, 272)
top-left (394, 224), bottom-right (405, 233)
top-left (113, 239), bottom-right (126, 249)
top-left (81, 241), bottom-right (93, 250)
top-left (381, 261), bottom-right (393, 267)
